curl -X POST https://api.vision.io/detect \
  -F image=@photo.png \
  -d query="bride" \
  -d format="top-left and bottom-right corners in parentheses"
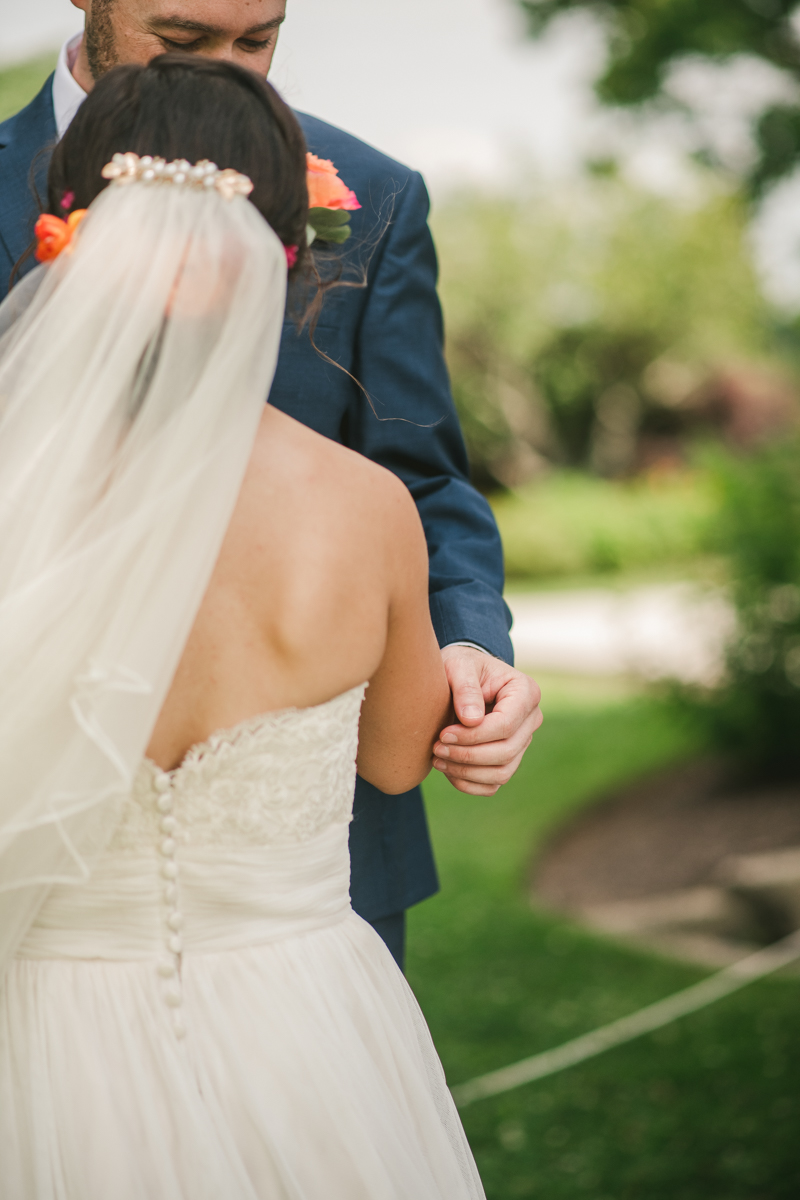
top-left (0, 54), bottom-right (485, 1199)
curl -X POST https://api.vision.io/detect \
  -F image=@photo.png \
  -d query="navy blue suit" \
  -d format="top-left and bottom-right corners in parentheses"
top-left (0, 79), bottom-right (513, 966)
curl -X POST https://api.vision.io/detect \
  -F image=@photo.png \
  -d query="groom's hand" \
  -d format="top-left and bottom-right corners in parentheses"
top-left (434, 646), bottom-right (542, 796)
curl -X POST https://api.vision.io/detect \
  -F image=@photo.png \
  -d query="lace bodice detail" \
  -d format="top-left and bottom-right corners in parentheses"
top-left (107, 684), bottom-right (367, 854)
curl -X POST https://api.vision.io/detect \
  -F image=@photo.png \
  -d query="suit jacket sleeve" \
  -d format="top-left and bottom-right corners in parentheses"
top-left (347, 172), bottom-right (513, 663)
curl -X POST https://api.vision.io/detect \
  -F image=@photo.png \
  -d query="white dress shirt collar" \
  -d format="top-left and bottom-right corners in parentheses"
top-left (52, 33), bottom-right (87, 140)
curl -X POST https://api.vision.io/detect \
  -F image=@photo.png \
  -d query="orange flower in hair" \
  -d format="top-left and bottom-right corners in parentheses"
top-left (34, 209), bottom-right (88, 263)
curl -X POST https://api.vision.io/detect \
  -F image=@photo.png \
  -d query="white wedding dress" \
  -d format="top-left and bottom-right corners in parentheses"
top-left (0, 156), bottom-right (485, 1200)
top-left (0, 684), bottom-right (485, 1199)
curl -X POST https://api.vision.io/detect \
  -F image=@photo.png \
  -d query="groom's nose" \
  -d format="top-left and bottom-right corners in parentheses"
top-left (101, 0), bottom-right (286, 77)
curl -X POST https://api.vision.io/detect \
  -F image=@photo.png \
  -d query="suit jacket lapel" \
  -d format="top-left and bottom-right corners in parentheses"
top-left (0, 76), bottom-right (57, 276)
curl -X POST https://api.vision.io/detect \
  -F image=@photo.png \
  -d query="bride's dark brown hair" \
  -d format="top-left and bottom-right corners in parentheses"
top-left (47, 54), bottom-right (309, 274)
top-left (16, 54), bottom-right (370, 390)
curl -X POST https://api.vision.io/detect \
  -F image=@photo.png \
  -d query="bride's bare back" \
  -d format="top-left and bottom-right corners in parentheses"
top-left (147, 407), bottom-right (449, 792)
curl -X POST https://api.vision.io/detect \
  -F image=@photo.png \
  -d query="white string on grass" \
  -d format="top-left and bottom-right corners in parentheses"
top-left (451, 930), bottom-right (800, 1109)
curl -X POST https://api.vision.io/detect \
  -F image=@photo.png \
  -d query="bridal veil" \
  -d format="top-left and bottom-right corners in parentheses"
top-left (0, 169), bottom-right (287, 979)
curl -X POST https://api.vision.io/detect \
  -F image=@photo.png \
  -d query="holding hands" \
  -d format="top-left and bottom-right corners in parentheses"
top-left (434, 646), bottom-right (543, 796)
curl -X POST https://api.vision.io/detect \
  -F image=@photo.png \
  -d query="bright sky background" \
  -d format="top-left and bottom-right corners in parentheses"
top-left (3, 0), bottom-right (607, 193)
top-left (5, 0), bottom-right (800, 307)
top-left (273, 0), bottom-right (606, 190)
top-left (2, 0), bottom-right (83, 62)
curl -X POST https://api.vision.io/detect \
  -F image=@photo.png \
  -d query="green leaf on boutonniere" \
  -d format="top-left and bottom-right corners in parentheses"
top-left (308, 206), bottom-right (353, 245)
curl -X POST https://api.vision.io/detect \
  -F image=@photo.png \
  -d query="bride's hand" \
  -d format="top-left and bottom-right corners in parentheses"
top-left (433, 647), bottom-right (543, 796)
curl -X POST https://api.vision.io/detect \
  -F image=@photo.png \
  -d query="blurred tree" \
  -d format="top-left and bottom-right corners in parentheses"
top-left (518, 0), bottom-right (800, 193)
top-left (535, 325), bottom-right (658, 469)
top-left (434, 179), bottom-right (778, 487)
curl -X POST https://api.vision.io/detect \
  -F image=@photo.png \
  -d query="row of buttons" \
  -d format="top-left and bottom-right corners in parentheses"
top-left (153, 772), bottom-right (186, 1039)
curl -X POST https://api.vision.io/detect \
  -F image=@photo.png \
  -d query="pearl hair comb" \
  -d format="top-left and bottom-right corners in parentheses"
top-left (101, 153), bottom-right (254, 201)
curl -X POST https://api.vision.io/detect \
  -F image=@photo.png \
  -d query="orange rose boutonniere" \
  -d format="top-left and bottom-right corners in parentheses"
top-left (34, 210), bottom-right (88, 263)
top-left (306, 153), bottom-right (360, 247)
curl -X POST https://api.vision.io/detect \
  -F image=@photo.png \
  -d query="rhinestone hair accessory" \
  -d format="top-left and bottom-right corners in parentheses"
top-left (101, 153), bottom-right (254, 202)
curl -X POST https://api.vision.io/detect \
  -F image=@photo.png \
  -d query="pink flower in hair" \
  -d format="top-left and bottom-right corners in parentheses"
top-left (284, 244), bottom-right (299, 269)
top-left (60, 190), bottom-right (75, 211)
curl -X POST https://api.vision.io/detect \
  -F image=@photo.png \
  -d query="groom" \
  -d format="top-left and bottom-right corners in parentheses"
top-left (0, 0), bottom-right (542, 969)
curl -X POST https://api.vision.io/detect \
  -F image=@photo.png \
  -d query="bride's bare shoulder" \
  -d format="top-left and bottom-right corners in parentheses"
top-left (248, 407), bottom-right (416, 530)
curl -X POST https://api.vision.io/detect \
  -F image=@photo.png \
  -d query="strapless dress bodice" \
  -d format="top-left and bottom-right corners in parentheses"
top-left (111, 681), bottom-right (367, 854)
top-left (18, 685), bottom-right (368, 992)
top-left (3, 681), bottom-right (486, 1200)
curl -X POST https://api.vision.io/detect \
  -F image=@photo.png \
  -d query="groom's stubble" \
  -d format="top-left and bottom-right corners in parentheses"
top-left (69, 0), bottom-right (285, 93)
top-left (84, 0), bottom-right (118, 80)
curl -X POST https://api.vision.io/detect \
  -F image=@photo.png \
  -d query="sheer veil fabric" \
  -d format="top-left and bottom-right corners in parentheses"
top-left (0, 181), bottom-right (287, 978)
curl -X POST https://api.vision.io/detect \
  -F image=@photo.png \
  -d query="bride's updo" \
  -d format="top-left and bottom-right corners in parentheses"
top-left (46, 54), bottom-right (309, 275)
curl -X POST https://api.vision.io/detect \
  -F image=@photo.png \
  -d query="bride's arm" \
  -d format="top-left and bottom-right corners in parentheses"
top-left (357, 480), bottom-right (451, 795)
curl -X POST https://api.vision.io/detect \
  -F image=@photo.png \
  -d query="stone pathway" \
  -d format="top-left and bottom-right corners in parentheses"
top-left (533, 758), bottom-right (800, 968)
top-left (507, 582), bottom-right (735, 685)
top-left (575, 845), bottom-right (800, 969)
top-left (510, 580), bottom-right (800, 968)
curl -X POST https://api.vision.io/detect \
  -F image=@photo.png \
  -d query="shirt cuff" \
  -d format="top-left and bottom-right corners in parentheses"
top-left (442, 641), bottom-right (493, 656)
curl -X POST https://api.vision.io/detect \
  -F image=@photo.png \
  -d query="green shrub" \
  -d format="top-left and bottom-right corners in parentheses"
top-left (685, 438), bottom-right (800, 778)
top-left (492, 470), bottom-right (715, 581)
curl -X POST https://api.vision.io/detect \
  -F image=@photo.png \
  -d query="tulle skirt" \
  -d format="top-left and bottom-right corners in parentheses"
top-left (0, 912), bottom-right (484, 1199)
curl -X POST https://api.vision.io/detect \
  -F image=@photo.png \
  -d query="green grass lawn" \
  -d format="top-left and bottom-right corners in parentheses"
top-left (0, 54), bottom-right (57, 124)
top-left (409, 689), bottom-right (800, 1198)
top-left (493, 471), bottom-right (717, 584)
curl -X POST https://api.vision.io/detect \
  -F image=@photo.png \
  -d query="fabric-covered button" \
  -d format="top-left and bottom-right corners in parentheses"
top-left (160, 816), bottom-right (177, 834)
top-left (157, 959), bottom-right (176, 978)
top-left (167, 912), bottom-right (184, 931)
top-left (154, 775), bottom-right (171, 793)
top-left (164, 883), bottom-right (177, 904)
top-left (161, 862), bottom-right (178, 881)
top-left (160, 838), bottom-right (176, 857)
top-left (156, 794), bottom-right (173, 814)
top-left (168, 934), bottom-right (183, 954)
top-left (164, 986), bottom-right (182, 1007)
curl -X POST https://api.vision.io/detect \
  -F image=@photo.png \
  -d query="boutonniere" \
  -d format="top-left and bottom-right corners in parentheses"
top-left (306, 153), bottom-right (360, 247)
